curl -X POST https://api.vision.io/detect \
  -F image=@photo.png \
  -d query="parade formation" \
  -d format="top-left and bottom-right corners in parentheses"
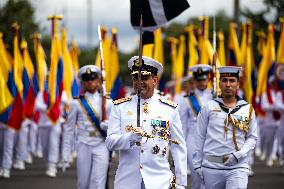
top-left (1, 0), bottom-right (284, 189)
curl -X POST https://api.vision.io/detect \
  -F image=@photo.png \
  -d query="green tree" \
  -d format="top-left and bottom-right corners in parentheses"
top-left (0, 0), bottom-right (39, 53)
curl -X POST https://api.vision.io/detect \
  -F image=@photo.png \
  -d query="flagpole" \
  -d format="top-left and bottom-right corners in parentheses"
top-left (212, 16), bottom-right (217, 98)
top-left (98, 25), bottom-right (107, 121)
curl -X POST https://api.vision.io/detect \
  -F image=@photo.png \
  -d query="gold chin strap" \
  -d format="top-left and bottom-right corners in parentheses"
top-left (131, 70), bottom-right (152, 75)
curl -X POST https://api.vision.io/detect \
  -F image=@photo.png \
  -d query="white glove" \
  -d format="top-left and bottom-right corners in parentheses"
top-left (100, 120), bottom-right (109, 131)
top-left (223, 153), bottom-right (238, 166)
top-left (176, 185), bottom-right (185, 189)
top-left (195, 167), bottom-right (204, 181)
top-left (129, 133), bottom-right (142, 146)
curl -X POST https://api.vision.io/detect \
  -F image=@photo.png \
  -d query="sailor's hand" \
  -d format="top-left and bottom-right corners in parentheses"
top-left (101, 120), bottom-right (109, 131)
top-left (223, 153), bottom-right (238, 166)
top-left (195, 167), bottom-right (204, 181)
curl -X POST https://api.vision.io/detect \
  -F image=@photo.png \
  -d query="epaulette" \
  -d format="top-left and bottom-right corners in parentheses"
top-left (159, 98), bottom-right (177, 108)
top-left (113, 97), bottom-right (132, 105)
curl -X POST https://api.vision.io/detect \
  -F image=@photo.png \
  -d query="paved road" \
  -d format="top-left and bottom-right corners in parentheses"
top-left (1, 156), bottom-right (283, 189)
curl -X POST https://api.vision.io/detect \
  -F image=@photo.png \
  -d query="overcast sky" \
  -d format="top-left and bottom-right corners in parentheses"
top-left (27, 0), bottom-right (269, 53)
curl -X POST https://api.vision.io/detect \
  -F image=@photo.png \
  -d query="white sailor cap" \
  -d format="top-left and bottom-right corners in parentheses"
top-left (218, 66), bottom-right (242, 79)
top-left (181, 74), bottom-right (194, 84)
top-left (128, 56), bottom-right (163, 75)
top-left (78, 65), bottom-right (101, 81)
top-left (189, 64), bottom-right (212, 80)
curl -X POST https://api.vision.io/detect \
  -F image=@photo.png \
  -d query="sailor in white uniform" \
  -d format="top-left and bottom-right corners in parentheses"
top-left (106, 56), bottom-right (187, 189)
top-left (193, 66), bottom-right (258, 189)
top-left (177, 64), bottom-right (212, 189)
top-left (62, 65), bottom-right (112, 189)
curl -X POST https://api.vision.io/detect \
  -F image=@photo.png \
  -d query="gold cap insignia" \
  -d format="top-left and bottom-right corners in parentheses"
top-left (86, 68), bottom-right (91, 74)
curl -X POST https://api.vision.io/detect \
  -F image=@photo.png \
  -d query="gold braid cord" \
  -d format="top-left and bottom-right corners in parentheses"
top-left (125, 125), bottom-right (180, 145)
top-left (224, 109), bottom-right (252, 151)
top-left (170, 175), bottom-right (177, 189)
top-left (232, 126), bottom-right (240, 151)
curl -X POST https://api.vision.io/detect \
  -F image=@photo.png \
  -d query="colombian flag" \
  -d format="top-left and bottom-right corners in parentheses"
top-left (46, 33), bottom-right (63, 124)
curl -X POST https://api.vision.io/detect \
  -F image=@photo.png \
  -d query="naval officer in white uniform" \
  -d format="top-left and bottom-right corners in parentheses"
top-left (193, 66), bottom-right (258, 189)
top-left (62, 65), bottom-right (112, 189)
top-left (106, 56), bottom-right (187, 189)
top-left (178, 64), bottom-right (212, 189)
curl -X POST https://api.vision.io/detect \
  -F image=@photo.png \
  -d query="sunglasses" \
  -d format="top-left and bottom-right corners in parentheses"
top-left (131, 74), bottom-right (152, 81)
top-left (82, 74), bottom-right (99, 82)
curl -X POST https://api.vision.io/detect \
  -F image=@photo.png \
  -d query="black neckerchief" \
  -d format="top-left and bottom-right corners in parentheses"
top-left (214, 95), bottom-right (248, 114)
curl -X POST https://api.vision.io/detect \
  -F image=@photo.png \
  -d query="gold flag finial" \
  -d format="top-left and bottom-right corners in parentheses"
top-left (11, 22), bottom-right (20, 34)
top-left (47, 15), bottom-right (63, 37)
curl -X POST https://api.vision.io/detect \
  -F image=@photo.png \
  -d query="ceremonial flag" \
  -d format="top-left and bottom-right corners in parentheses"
top-left (0, 33), bottom-right (13, 116)
top-left (47, 32), bottom-right (64, 124)
top-left (7, 26), bottom-right (24, 130)
top-left (242, 22), bottom-right (254, 104)
top-left (228, 22), bottom-right (241, 66)
top-left (198, 16), bottom-right (209, 65)
top-left (277, 18), bottom-right (284, 65)
top-left (33, 34), bottom-right (47, 92)
top-left (61, 28), bottom-right (74, 101)
top-left (185, 25), bottom-right (199, 69)
top-left (21, 39), bottom-right (38, 119)
top-left (175, 35), bottom-right (186, 93)
top-left (69, 39), bottom-right (80, 97)
top-left (130, 0), bottom-right (190, 31)
top-left (254, 31), bottom-right (266, 115)
top-left (153, 28), bottom-right (166, 91)
top-left (257, 24), bottom-right (276, 97)
top-left (217, 32), bottom-right (226, 66)
top-left (109, 28), bottom-right (125, 99)
top-left (142, 31), bottom-right (154, 57)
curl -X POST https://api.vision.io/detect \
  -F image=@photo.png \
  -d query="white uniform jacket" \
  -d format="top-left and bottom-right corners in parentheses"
top-left (106, 94), bottom-right (187, 189)
top-left (62, 91), bottom-right (112, 160)
top-left (261, 90), bottom-right (281, 127)
top-left (35, 91), bottom-right (69, 126)
top-left (177, 89), bottom-right (212, 137)
top-left (193, 96), bottom-right (258, 170)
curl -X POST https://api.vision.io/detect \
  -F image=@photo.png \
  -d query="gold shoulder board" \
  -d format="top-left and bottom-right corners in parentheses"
top-left (113, 97), bottom-right (132, 105)
top-left (159, 98), bottom-right (177, 108)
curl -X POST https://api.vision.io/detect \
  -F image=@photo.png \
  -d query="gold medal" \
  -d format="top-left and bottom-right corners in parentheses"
top-left (143, 102), bottom-right (149, 114)
top-left (152, 144), bottom-right (160, 154)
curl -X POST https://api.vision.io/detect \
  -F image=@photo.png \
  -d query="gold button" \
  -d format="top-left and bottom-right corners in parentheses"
top-left (135, 141), bottom-right (141, 146)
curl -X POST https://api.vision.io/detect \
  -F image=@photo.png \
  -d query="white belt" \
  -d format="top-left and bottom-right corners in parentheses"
top-left (205, 155), bottom-right (228, 164)
top-left (78, 129), bottom-right (100, 137)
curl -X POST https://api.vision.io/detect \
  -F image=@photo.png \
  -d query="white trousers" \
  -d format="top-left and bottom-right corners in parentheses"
top-left (2, 127), bottom-right (16, 169)
top-left (14, 120), bottom-right (30, 161)
top-left (261, 126), bottom-right (277, 159)
top-left (187, 127), bottom-right (205, 189)
top-left (38, 125), bottom-right (61, 166)
top-left (76, 141), bottom-right (109, 189)
top-left (203, 167), bottom-right (248, 189)
top-left (0, 126), bottom-right (5, 167)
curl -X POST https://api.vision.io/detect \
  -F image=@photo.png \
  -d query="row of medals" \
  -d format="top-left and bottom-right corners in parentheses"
top-left (143, 102), bottom-right (168, 156)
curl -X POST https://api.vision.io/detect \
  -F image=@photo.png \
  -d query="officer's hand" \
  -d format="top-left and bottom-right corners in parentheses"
top-left (101, 120), bottom-right (109, 131)
top-left (195, 167), bottom-right (204, 181)
top-left (223, 153), bottom-right (238, 166)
